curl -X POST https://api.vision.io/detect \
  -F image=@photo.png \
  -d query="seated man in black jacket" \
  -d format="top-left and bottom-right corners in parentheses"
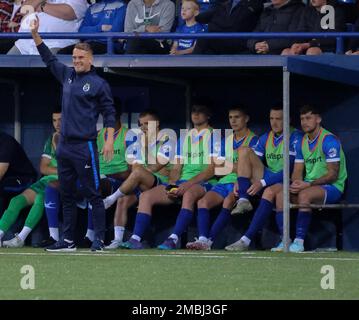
top-left (281, 0), bottom-right (345, 55)
top-left (247, 0), bottom-right (305, 54)
top-left (193, 0), bottom-right (264, 54)
top-left (0, 132), bottom-right (37, 196)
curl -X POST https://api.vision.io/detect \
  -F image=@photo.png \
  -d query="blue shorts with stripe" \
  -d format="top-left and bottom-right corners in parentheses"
top-left (318, 184), bottom-right (342, 204)
top-left (210, 183), bottom-right (234, 199)
top-left (263, 167), bottom-right (278, 183)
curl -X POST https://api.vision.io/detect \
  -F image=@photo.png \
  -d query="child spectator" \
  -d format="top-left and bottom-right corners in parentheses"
top-left (170, 0), bottom-right (206, 55)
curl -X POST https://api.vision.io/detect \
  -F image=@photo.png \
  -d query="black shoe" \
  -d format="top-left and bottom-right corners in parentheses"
top-left (82, 236), bottom-right (93, 248)
top-left (40, 237), bottom-right (57, 248)
top-left (45, 240), bottom-right (77, 252)
top-left (91, 239), bottom-right (104, 252)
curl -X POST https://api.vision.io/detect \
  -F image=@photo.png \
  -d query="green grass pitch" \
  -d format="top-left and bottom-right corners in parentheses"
top-left (1, 248), bottom-right (358, 300)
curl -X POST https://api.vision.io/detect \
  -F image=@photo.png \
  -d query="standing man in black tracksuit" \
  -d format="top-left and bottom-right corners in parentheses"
top-left (30, 17), bottom-right (116, 252)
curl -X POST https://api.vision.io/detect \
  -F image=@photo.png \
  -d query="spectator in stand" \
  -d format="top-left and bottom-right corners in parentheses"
top-left (0, 0), bottom-right (23, 54)
top-left (192, 0), bottom-right (263, 54)
top-left (247, 0), bottom-right (305, 55)
top-left (7, 0), bottom-right (88, 55)
top-left (281, 0), bottom-right (346, 55)
top-left (124, 0), bottom-right (175, 54)
top-left (58, 0), bottom-right (128, 54)
top-left (170, 0), bottom-right (206, 55)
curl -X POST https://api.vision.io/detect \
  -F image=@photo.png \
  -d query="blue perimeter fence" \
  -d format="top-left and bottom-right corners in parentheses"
top-left (1, 32), bottom-right (359, 54)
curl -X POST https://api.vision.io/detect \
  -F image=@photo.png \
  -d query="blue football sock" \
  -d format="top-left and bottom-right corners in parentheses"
top-left (296, 211), bottom-right (312, 240)
top-left (209, 208), bottom-right (231, 240)
top-left (275, 211), bottom-right (283, 237)
top-left (172, 208), bottom-right (193, 238)
top-left (133, 212), bottom-right (151, 239)
top-left (244, 199), bottom-right (273, 240)
top-left (197, 208), bottom-right (210, 238)
top-left (237, 177), bottom-right (250, 199)
top-left (44, 185), bottom-right (60, 228)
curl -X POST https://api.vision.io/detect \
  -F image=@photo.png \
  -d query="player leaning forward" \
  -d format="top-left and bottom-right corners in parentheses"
top-left (31, 16), bottom-right (116, 252)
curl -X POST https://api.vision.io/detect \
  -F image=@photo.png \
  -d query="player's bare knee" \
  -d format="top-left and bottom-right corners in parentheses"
top-left (237, 146), bottom-right (251, 159)
top-left (130, 168), bottom-right (143, 181)
top-left (263, 187), bottom-right (275, 201)
top-left (297, 191), bottom-right (311, 205)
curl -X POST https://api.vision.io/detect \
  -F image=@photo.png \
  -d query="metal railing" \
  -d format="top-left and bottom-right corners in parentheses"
top-left (1, 32), bottom-right (359, 54)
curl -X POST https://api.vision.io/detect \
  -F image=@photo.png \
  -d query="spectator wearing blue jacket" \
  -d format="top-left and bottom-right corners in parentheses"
top-left (58, 0), bottom-right (128, 54)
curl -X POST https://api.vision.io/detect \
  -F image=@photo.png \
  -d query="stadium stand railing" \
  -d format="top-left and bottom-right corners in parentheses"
top-left (1, 32), bottom-right (359, 54)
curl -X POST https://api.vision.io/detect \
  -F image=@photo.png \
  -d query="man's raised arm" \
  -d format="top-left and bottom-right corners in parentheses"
top-left (30, 15), bottom-right (71, 83)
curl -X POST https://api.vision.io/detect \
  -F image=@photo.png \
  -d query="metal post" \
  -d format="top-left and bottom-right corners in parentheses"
top-left (283, 67), bottom-right (291, 253)
top-left (336, 37), bottom-right (344, 54)
top-left (14, 82), bottom-right (21, 142)
top-left (185, 85), bottom-right (191, 130)
top-left (107, 37), bottom-right (114, 55)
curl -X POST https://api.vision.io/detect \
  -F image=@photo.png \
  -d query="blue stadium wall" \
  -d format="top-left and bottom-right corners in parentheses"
top-left (1, 67), bottom-right (358, 251)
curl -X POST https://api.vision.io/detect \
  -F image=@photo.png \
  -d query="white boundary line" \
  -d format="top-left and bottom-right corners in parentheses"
top-left (0, 251), bottom-right (226, 259)
top-left (0, 250), bottom-right (359, 261)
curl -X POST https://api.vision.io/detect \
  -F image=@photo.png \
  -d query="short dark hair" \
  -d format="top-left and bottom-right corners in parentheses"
top-left (228, 106), bottom-right (249, 116)
top-left (191, 104), bottom-right (212, 117)
top-left (270, 104), bottom-right (283, 112)
top-left (139, 109), bottom-right (160, 121)
top-left (52, 105), bottom-right (62, 114)
top-left (74, 42), bottom-right (93, 55)
top-left (300, 105), bottom-right (321, 116)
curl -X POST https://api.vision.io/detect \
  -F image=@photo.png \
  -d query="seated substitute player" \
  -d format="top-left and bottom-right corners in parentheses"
top-left (120, 102), bottom-right (217, 249)
top-left (169, 0), bottom-right (207, 55)
top-left (104, 109), bottom-right (172, 249)
top-left (271, 105), bottom-right (347, 253)
top-left (42, 99), bottom-right (131, 247)
top-left (186, 107), bottom-right (258, 250)
top-left (231, 105), bottom-right (302, 215)
top-left (225, 105), bottom-right (303, 251)
top-left (0, 108), bottom-right (61, 248)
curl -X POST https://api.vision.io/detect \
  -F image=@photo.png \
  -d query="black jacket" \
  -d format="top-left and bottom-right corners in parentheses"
top-left (295, 5), bottom-right (346, 51)
top-left (196, 0), bottom-right (264, 33)
top-left (247, 0), bottom-right (305, 54)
